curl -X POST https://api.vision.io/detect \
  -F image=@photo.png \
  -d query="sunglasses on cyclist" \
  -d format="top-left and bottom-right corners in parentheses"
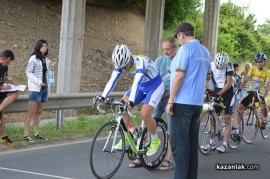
top-left (255, 60), bottom-right (264, 63)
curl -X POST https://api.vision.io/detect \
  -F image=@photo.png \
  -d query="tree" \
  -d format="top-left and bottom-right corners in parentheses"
top-left (163, 0), bottom-right (201, 29)
top-left (257, 20), bottom-right (270, 37)
top-left (218, 2), bottom-right (261, 62)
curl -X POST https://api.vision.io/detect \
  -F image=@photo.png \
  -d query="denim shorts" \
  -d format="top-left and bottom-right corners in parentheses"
top-left (0, 92), bottom-right (8, 100)
top-left (28, 87), bottom-right (48, 103)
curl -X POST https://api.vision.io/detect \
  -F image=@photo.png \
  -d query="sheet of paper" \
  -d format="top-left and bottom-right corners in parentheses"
top-left (0, 84), bottom-right (26, 92)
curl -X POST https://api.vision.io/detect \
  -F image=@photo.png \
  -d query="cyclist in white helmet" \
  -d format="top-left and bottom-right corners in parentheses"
top-left (201, 52), bottom-right (234, 153)
top-left (96, 44), bottom-right (164, 156)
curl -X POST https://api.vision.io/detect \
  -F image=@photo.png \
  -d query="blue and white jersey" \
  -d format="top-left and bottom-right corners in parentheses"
top-left (102, 55), bottom-right (162, 102)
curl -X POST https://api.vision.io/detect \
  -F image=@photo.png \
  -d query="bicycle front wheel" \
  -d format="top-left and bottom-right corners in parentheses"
top-left (242, 106), bottom-right (258, 144)
top-left (89, 121), bottom-right (124, 179)
top-left (139, 118), bottom-right (168, 170)
top-left (261, 115), bottom-right (270, 139)
top-left (229, 110), bottom-right (243, 149)
top-left (198, 111), bottom-right (215, 155)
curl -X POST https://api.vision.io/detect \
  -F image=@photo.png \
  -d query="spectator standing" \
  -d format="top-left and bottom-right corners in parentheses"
top-left (154, 37), bottom-right (177, 171)
top-left (232, 63), bottom-right (242, 108)
top-left (239, 63), bottom-right (252, 100)
top-left (0, 50), bottom-right (18, 147)
top-left (23, 39), bottom-right (51, 142)
top-left (166, 22), bottom-right (211, 179)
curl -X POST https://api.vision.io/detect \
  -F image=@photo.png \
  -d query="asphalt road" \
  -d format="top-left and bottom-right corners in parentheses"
top-left (0, 136), bottom-right (269, 179)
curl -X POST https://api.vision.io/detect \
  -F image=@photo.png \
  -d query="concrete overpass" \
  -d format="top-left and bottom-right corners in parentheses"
top-left (58, 0), bottom-right (220, 94)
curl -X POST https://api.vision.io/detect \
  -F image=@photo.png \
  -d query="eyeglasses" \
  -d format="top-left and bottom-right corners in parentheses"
top-left (177, 32), bottom-right (182, 38)
top-left (163, 48), bottom-right (172, 51)
top-left (255, 60), bottom-right (264, 63)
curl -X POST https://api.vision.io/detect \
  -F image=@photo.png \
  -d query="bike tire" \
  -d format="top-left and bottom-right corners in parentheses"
top-left (198, 111), bottom-right (216, 155)
top-left (261, 115), bottom-right (270, 139)
top-left (139, 118), bottom-right (168, 170)
top-left (241, 106), bottom-right (258, 144)
top-left (229, 110), bottom-right (243, 149)
top-left (89, 121), bottom-right (125, 179)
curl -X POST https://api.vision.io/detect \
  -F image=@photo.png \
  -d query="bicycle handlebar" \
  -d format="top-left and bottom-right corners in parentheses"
top-left (204, 89), bottom-right (226, 109)
top-left (92, 97), bottom-right (136, 118)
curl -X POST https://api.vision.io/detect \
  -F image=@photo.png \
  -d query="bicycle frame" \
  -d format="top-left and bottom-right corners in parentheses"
top-left (199, 89), bottom-right (242, 154)
top-left (96, 99), bottom-right (148, 156)
top-left (205, 94), bottom-right (225, 129)
top-left (248, 90), bottom-right (263, 127)
top-left (90, 98), bottom-right (168, 178)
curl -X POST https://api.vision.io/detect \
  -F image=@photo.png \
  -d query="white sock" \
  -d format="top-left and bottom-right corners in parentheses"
top-left (150, 132), bottom-right (158, 138)
top-left (210, 139), bottom-right (214, 144)
top-left (223, 142), bottom-right (228, 147)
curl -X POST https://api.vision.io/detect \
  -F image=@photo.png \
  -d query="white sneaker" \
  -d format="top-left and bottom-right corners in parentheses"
top-left (201, 143), bottom-right (216, 151)
top-left (216, 145), bottom-right (227, 153)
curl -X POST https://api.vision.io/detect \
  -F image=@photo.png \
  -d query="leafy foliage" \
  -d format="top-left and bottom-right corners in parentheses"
top-left (218, 2), bottom-right (270, 67)
top-left (136, 0), bottom-right (270, 68)
top-left (164, 0), bottom-right (202, 29)
top-left (134, 0), bottom-right (202, 30)
top-left (257, 20), bottom-right (270, 37)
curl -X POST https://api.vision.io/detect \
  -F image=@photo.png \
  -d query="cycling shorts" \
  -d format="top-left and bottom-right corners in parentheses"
top-left (239, 91), bottom-right (265, 107)
top-left (124, 79), bottom-right (164, 108)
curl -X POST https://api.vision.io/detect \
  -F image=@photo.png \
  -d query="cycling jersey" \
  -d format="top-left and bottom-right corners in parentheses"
top-left (211, 62), bottom-right (234, 89)
top-left (102, 55), bottom-right (162, 103)
top-left (211, 62), bottom-right (234, 115)
top-left (247, 66), bottom-right (270, 91)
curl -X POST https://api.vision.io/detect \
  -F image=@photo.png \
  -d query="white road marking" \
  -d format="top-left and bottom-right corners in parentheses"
top-left (0, 139), bottom-right (91, 155)
top-left (0, 167), bottom-right (74, 179)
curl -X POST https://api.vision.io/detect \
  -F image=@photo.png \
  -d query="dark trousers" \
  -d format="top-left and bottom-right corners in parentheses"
top-left (170, 103), bottom-right (202, 179)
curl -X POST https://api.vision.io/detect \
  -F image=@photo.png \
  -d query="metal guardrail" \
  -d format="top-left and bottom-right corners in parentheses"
top-left (5, 92), bottom-right (125, 130)
top-left (5, 92), bottom-right (125, 113)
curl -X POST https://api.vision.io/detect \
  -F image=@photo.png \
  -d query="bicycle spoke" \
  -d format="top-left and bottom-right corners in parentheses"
top-left (242, 107), bottom-right (258, 144)
top-left (228, 110), bottom-right (242, 149)
top-left (198, 111), bottom-right (215, 155)
top-left (260, 116), bottom-right (270, 139)
top-left (139, 118), bottom-right (168, 170)
top-left (90, 121), bottom-right (124, 179)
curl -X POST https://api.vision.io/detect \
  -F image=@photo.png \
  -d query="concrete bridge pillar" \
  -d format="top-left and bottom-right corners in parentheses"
top-left (57, 0), bottom-right (86, 93)
top-left (202, 0), bottom-right (220, 61)
top-left (143, 0), bottom-right (165, 61)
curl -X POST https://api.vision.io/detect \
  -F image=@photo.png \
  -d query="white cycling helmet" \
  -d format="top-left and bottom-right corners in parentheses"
top-left (215, 52), bottom-right (229, 68)
top-left (112, 44), bottom-right (131, 68)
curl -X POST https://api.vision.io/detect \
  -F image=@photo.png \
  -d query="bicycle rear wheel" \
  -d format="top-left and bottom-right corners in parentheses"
top-left (139, 118), bottom-right (168, 170)
top-left (229, 110), bottom-right (243, 149)
top-left (198, 111), bottom-right (216, 155)
top-left (89, 121), bottom-right (124, 179)
top-left (261, 115), bottom-right (270, 139)
top-left (241, 106), bottom-right (258, 144)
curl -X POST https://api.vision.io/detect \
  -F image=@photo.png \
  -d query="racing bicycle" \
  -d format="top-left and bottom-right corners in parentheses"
top-left (198, 89), bottom-right (243, 155)
top-left (89, 98), bottom-right (168, 179)
top-left (239, 90), bottom-right (270, 144)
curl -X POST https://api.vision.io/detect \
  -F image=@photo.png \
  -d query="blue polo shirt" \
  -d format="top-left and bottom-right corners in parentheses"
top-left (155, 55), bottom-right (172, 92)
top-left (170, 39), bottom-right (211, 106)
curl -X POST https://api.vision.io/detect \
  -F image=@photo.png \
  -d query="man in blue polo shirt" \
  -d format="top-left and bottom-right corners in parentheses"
top-left (166, 22), bottom-right (211, 179)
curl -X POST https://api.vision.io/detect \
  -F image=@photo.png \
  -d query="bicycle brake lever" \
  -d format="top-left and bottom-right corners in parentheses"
top-left (128, 110), bottom-right (136, 118)
top-left (92, 97), bottom-right (98, 109)
top-left (97, 104), bottom-right (106, 114)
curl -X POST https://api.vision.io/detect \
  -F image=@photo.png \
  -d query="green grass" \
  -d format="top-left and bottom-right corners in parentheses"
top-left (3, 113), bottom-right (144, 149)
